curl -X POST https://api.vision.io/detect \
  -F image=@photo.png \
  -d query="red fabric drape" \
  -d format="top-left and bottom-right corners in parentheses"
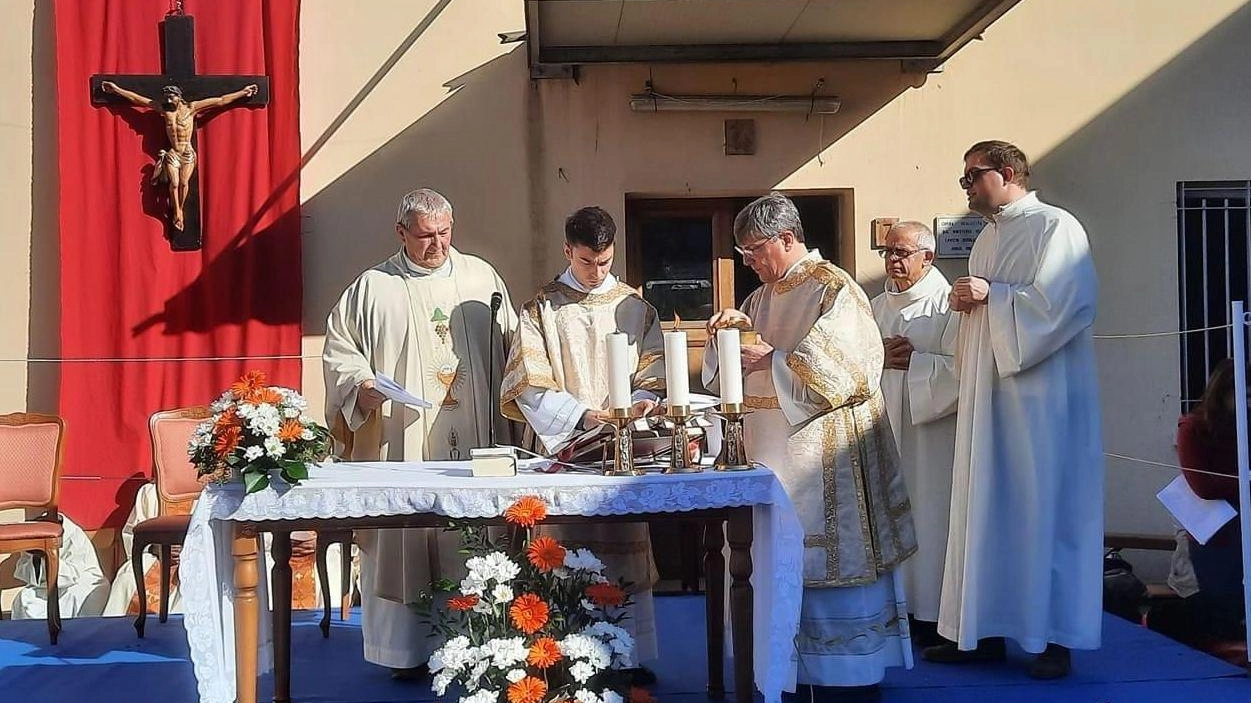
top-left (54, 0), bottom-right (302, 528)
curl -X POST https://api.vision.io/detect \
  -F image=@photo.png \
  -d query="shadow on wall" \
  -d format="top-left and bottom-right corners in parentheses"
top-left (302, 47), bottom-right (535, 335)
top-left (27, 0), bottom-right (57, 412)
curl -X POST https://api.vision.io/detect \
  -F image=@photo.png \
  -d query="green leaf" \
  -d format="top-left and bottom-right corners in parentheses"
top-left (243, 470), bottom-right (270, 494)
top-left (281, 461), bottom-right (309, 481)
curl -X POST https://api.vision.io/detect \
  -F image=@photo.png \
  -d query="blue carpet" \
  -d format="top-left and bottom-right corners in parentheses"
top-left (0, 597), bottom-right (1245, 703)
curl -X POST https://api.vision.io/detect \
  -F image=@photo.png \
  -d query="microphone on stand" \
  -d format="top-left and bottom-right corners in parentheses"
top-left (472, 291), bottom-right (518, 476)
top-left (488, 292), bottom-right (504, 448)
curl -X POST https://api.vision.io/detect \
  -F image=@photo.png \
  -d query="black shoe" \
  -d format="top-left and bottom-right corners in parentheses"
top-left (782, 684), bottom-right (882, 702)
top-left (1028, 644), bottom-right (1071, 680)
top-left (389, 664), bottom-right (429, 681)
top-left (624, 666), bottom-right (657, 686)
top-left (908, 617), bottom-right (948, 649)
top-left (922, 637), bottom-right (1006, 664)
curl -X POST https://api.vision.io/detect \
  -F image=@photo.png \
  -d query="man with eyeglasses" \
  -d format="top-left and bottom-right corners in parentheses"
top-left (702, 193), bottom-right (916, 702)
top-left (869, 222), bottom-right (959, 650)
top-left (925, 141), bottom-right (1103, 680)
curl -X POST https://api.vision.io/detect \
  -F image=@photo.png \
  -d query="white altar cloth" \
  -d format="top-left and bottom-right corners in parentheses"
top-left (180, 460), bottom-right (804, 703)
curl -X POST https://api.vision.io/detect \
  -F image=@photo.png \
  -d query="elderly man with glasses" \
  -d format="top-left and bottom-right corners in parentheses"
top-left (924, 140), bottom-right (1104, 680)
top-left (869, 221), bottom-right (960, 650)
top-left (702, 193), bottom-right (917, 702)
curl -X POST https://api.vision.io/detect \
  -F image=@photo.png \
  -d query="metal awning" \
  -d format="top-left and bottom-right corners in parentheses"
top-left (523, 0), bottom-right (1022, 78)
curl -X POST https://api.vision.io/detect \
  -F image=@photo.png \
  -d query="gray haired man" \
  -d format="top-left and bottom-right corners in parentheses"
top-left (701, 193), bottom-right (916, 702)
top-left (322, 187), bottom-right (518, 680)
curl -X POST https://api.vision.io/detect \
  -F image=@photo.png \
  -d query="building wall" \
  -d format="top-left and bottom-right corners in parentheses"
top-left (4, 0), bottom-right (1251, 609)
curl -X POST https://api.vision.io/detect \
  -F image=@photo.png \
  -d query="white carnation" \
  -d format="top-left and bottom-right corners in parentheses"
top-left (460, 575), bottom-right (487, 597)
top-left (237, 403), bottom-right (256, 418)
top-left (491, 584), bottom-right (514, 605)
top-left (506, 669), bottom-right (526, 683)
top-left (264, 437), bottom-right (286, 458)
top-left (481, 637), bottom-right (528, 669)
top-left (300, 429), bottom-right (315, 441)
top-left (460, 691), bottom-right (498, 703)
top-left (244, 445), bottom-right (264, 461)
top-left (283, 406), bottom-right (301, 419)
top-left (432, 669), bottom-right (454, 696)
top-left (429, 636), bottom-right (473, 673)
top-left (575, 690), bottom-right (601, 703)
top-left (564, 549), bottom-right (606, 574)
top-left (569, 661), bottom-right (596, 683)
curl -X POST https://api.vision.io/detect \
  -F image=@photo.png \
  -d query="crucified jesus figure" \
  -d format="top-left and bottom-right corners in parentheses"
top-left (101, 81), bottom-right (258, 231)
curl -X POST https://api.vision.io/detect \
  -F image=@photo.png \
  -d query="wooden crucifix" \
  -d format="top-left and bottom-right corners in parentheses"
top-left (90, 12), bottom-right (269, 251)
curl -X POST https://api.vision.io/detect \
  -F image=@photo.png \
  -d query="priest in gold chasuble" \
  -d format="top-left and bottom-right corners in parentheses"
top-left (322, 189), bottom-right (517, 675)
top-left (500, 207), bottom-right (663, 667)
top-left (702, 194), bottom-right (917, 697)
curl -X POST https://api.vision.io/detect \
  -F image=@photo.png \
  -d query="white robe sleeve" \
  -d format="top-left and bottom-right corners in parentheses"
top-left (905, 313), bottom-right (960, 424)
top-left (987, 215), bottom-right (1097, 377)
top-left (516, 387), bottom-right (588, 454)
top-left (322, 282), bottom-right (376, 432)
top-left (772, 350), bottom-right (832, 426)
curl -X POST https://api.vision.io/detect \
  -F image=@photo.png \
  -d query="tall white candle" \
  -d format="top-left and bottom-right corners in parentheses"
top-left (607, 332), bottom-right (631, 410)
top-left (717, 329), bottom-right (744, 405)
top-left (664, 330), bottom-right (690, 408)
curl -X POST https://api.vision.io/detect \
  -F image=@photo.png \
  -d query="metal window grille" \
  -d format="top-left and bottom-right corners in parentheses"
top-left (1178, 181), bottom-right (1251, 413)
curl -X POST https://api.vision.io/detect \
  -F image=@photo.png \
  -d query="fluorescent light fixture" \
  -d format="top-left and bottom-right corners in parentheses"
top-left (629, 92), bottom-right (841, 114)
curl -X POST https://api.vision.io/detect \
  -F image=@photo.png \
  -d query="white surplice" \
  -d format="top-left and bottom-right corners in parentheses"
top-left (871, 266), bottom-right (959, 622)
top-left (702, 251), bottom-right (917, 688)
top-left (323, 247), bottom-right (517, 668)
top-left (500, 269), bottom-right (663, 663)
top-left (939, 192), bottom-right (1104, 653)
top-left (11, 513), bottom-right (109, 620)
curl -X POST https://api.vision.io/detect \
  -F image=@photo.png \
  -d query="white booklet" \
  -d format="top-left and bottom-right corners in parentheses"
top-left (373, 373), bottom-right (433, 409)
top-left (1156, 474), bottom-right (1237, 545)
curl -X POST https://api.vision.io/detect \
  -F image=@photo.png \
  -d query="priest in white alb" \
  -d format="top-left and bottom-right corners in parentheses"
top-left (925, 141), bottom-right (1103, 680)
top-left (869, 221), bottom-right (959, 645)
top-left (702, 193), bottom-right (917, 701)
top-left (323, 188), bottom-right (517, 679)
top-left (500, 206), bottom-right (662, 681)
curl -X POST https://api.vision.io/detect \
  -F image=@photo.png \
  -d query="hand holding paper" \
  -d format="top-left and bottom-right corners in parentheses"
top-left (373, 373), bottom-right (433, 409)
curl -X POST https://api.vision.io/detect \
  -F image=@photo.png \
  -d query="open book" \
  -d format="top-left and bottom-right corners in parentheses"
top-left (553, 415), bottom-right (705, 466)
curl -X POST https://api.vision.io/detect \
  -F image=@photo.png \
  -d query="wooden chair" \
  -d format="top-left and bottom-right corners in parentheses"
top-left (0, 412), bottom-right (67, 644)
top-left (132, 406), bottom-right (213, 637)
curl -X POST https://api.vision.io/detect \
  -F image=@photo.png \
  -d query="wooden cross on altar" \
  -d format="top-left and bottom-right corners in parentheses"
top-left (90, 12), bottom-right (269, 251)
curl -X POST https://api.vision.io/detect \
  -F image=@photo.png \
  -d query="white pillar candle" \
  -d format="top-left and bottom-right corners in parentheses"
top-left (664, 330), bottom-right (690, 408)
top-left (607, 332), bottom-right (631, 410)
top-left (717, 328), bottom-right (744, 405)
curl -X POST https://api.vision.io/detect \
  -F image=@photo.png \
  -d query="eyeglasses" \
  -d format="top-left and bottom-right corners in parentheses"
top-left (877, 247), bottom-right (927, 260)
top-left (734, 236), bottom-right (778, 259)
top-left (959, 166), bottom-right (999, 190)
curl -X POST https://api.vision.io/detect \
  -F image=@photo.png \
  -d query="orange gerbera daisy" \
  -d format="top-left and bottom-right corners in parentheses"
top-left (585, 582), bottom-right (626, 608)
top-left (526, 536), bottom-right (566, 572)
top-left (629, 687), bottom-right (658, 703)
top-left (214, 408), bottom-right (241, 431)
top-left (447, 594), bottom-right (480, 612)
top-left (527, 637), bottom-right (563, 669)
top-left (214, 426), bottom-right (242, 458)
top-left (507, 676), bottom-right (547, 703)
top-left (230, 370), bottom-right (268, 399)
top-left (247, 387), bottom-right (284, 405)
top-left (504, 496), bottom-right (547, 527)
top-left (509, 593), bottom-right (549, 634)
top-left (277, 419), bottom-right (305, 443)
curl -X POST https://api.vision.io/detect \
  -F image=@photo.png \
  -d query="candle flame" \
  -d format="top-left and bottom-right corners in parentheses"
top-left (671, 313), bottom-right (682, 331)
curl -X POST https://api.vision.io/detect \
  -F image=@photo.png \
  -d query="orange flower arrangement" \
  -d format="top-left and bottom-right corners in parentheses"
top-left (586, 582), bottom-right (627, 608)
top-left (447, 594), bottom-right (479, 612)
top-left (505, 495), bottom-right (548, 527)
top-left (507, 676), bottom-right (548, 703)
top-left (527, 637), bottom-right (563, 669)
top-left (510, 593), bottom-right (550, 634)
top-left (191, 370), bottom-right (331, 494)
top-left (527, 536), bottom-right (566, 573)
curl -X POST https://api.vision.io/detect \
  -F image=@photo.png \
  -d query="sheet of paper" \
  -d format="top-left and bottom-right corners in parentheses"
top-left (1156, 474), bottom-right (1237, 545)
top-left (374, 373), bottom-right (433, 409)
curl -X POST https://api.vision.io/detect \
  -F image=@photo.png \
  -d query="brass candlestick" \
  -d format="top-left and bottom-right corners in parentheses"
top-left (713, 402), bottom-right (752, 471)
top-left (664, 405), bottom-right (700, 474)
top-left (603, 407), bottom-right (641, 476)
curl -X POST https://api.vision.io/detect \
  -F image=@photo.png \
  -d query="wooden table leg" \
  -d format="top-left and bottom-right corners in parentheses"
top-left (272, 531), bottom-right (293, 703)
top-left (233, 525), bottom-right (260, 703)
top-left (727, 507), bottom-right (754, 703)
top-left (704, 519), bottom-right (726, 700)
